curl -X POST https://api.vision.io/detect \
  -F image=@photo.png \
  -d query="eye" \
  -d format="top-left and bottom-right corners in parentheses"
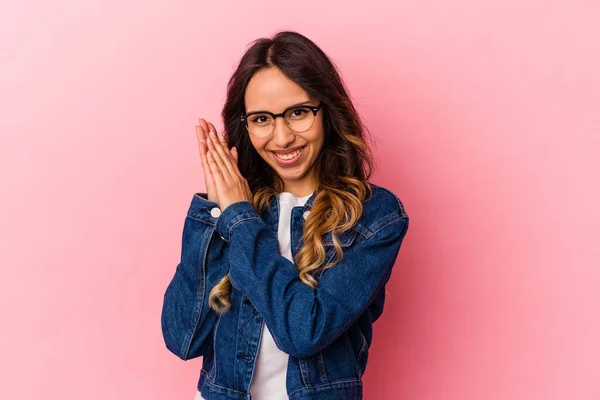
top-left (288, 108), bottom-right (309, 119)
top-left (250, 114), bottom-right (272, 125)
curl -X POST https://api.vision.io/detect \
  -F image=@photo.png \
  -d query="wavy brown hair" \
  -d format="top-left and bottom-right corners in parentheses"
top-left (208, 30), bottom-right (376, 315)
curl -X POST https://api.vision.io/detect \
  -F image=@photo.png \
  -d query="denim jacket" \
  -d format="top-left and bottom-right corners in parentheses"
top-left (161, 183), bottom-right (409, 400)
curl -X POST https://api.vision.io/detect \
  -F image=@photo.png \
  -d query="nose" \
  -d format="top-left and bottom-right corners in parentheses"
top-left (271, 116), bottom-right (295, 147)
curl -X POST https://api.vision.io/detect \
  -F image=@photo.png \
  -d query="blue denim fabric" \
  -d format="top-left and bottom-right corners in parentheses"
top-left (161, 183), bottom-right (409, 400)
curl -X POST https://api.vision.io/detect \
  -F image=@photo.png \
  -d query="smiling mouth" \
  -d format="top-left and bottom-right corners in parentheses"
top-left (271, 145), bottom-right (306, 160)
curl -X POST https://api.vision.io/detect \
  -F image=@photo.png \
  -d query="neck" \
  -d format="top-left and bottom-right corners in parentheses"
top-left (282, 179), bottom-right (317, 198)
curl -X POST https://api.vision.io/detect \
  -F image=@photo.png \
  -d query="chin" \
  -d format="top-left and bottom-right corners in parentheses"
top-left (281, 170), bottom-right (305, 180)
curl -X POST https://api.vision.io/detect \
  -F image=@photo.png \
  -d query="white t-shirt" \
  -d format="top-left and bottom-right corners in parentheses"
top-left (196, 191), bottom-right (313, 400)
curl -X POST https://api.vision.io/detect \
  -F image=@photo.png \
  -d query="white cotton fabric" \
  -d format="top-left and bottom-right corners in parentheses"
top-left (196, 191), bottom-right (313, 400)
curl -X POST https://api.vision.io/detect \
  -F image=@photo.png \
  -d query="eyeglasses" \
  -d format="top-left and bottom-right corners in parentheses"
top-left (240, 101), bottom-right (323, 138)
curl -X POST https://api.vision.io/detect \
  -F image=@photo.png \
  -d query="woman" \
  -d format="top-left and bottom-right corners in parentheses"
top-left (161, 30), bottom-right (409, 400)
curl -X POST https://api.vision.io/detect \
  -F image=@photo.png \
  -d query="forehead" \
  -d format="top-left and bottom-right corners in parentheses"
top-left (244, 67), bottom-right (312, 113)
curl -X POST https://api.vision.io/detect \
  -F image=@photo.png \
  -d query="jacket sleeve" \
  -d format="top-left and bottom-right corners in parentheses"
top-left (214, 200), bottom-right (409, 359)
top-left (161, 193), bottom-right (228, 360)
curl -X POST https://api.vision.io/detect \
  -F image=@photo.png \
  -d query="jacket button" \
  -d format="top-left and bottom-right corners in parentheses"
top-left (210, 207), bottom-right (222, 218)
top-left (303, 210), bottom-right (310, 220)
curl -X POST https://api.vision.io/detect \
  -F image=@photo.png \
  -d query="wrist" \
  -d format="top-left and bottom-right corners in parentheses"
top-left (197, 192), bottom-right (218, 202)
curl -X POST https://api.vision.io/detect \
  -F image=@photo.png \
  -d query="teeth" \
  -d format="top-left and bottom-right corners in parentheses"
top-left (275, 147), bottom-right (302, 160)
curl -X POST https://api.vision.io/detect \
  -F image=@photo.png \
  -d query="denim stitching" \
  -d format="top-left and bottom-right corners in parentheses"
top-left (356, 331), bottom-right (368, 378)
top-left (247, 316), bottom-right (264, 391)
top-left (186, 214), bottom-right (217, 226)
top-left (224, 216), bottom-right (262, 243)
top-left (299, 358), bottom-right (311, 386)
top-left (288, 379), bottom-right (362, 397)
top-left (181, 224), bottom-right (213, 359)
top-left (370, 214), bottom-right (408, 235)
top-left (199, 373), bottom-right (247, 395)
top-left (377, 185), bottom-right (408, 216)
top-left (233, 294), bottom-right (243, 386)
top-left (209, 316), bottom-right (221, 380)
top-left (316, 351), bottom-right (329, 383)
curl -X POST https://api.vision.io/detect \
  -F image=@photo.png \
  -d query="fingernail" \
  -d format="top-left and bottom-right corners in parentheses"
top-left (210, 129), bottom-right (217, 138)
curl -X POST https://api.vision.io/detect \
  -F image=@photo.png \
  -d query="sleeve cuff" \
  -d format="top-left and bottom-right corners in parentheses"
top-left (215, 201), bottom-right (261, 243)
top-left (187, 193), bottom-right (222, 225)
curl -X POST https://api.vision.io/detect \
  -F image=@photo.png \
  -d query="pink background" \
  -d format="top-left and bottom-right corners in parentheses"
top-left (1, 1), bottom-right (599, 399)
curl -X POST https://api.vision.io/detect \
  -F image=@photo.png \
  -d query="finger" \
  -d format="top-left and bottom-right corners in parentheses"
top-left (196, 125), bottom-right (208, 163)
top-left (205, 124), bottom-right (241, 179)
top-left (223, 144), bottom-right (240, 177)
top-left (197, 123), bottom-right (212, 162)
top-left (219, 139), bottom-right (243, 179)
top-left (206, 150), bottom-right (224, 187)
top-left (207, 128), bottom-right (238, 180)
top-left (195, 126), bottom-right (210, 173)
top-left (196, 126), bottom-right (214, 177)
top-left (199, 141), bottom-right (216, 184)
top-left (206, 129), bottom-right (234, 184)
top-left (198, 121), bottom-right (210, 146)
top-left (198, 119), bottom-right (210, 141)
top-left (226, 145), bottom-right (244, 179)
top-left (218, 128), bottom-right (228, 146)
top-left (208, 122), bottom-right (228, 146)
top-left (231, 147), bottom-right (238, 165)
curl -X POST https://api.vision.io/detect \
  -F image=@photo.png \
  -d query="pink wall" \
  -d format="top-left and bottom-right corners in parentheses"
top-left (1, 1), bottom-right (598, 399)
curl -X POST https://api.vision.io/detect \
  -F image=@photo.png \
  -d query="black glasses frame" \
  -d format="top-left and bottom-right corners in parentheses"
top-left (240, 101), bottom-right (324, 134)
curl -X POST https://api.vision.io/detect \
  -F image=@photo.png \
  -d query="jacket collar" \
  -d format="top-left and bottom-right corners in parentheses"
top-left (304, 190), bottom-right (318, 210)
top-left (270, 189), bottom-right (317, 210)
top-left (263, 189), bottom-right (317, 233)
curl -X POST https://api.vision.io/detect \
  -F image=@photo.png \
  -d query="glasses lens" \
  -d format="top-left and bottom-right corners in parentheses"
top-left (246, 113), bottom-right (274, 138)
top-left (245, 106), bottom-right (316, 137)
top-left (285, 106), bottom-right (315, 133)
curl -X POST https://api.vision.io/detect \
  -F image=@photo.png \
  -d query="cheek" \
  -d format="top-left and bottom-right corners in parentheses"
top-left (251, 139), bottom-right (273, 163)
top-left (308, 127), bottom-right (325, 148)
top-left (248, 137), bottom-right (265, 153)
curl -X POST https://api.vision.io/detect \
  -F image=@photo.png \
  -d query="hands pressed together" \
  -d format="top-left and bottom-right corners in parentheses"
top-left (195, 118), bottom-right (253, 212)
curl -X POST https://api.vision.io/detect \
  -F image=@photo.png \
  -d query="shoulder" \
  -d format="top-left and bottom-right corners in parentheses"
top-left (358, 183), bottom-right (408, 233)
top-left (366, 183), bottom-right (408, 216)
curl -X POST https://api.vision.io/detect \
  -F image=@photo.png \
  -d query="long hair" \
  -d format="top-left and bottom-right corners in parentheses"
top-left (208, 30), bottom-right (375, 314)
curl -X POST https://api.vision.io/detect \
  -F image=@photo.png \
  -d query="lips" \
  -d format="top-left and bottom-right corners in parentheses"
top-left (270, 145), bottom-right (306, 166)
top-left (270, 145), bottom-right (306, 156)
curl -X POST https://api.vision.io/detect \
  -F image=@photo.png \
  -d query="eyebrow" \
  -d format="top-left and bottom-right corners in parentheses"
top-left (246, 100), bottom-right (312, 115)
